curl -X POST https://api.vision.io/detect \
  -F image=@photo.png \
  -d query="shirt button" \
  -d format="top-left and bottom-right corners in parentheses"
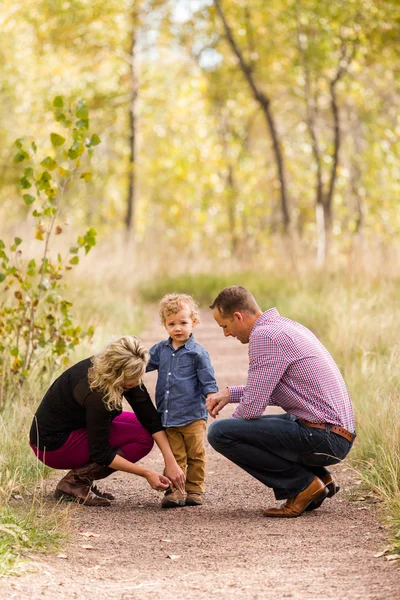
top-left (168, 372), bottom-right (171, 376)
top-left (172, 354), bottom-right (175, 357)
top-left (165, 410), bottom-right (168, 413)
top-left (166, 391), bottom-right (169, 394)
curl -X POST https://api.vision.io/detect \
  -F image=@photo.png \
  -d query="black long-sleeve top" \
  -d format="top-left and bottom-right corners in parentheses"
top-left (29, 358), bottom-right (163, 466)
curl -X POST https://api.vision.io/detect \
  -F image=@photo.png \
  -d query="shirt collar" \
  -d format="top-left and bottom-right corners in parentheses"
top-left (164, 333), bottom-right (196, 350)
top-left (251, 308), bottom-right (280, 332)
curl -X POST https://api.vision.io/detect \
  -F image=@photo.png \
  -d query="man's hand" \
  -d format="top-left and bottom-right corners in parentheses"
top-left (206, 389), bottom-right (230, 418)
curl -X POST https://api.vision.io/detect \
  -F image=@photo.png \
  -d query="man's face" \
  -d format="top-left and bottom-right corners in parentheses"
top-left (212, 307), bottom-right (250, 344)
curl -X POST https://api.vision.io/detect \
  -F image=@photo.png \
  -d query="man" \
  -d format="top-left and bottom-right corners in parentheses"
top-left (207, 286), bottom-right (356, 518)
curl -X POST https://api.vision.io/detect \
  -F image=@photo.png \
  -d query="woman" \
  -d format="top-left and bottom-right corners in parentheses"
top-left (29, 336), bottom-right (185, 506)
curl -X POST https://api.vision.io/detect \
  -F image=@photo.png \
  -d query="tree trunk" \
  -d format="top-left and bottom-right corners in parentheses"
top-left (125, 11), bottom-right (138, 233)
top-left (213, 0), bottom-right (291, 233)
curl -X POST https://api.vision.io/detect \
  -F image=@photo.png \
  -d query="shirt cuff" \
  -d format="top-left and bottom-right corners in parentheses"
top-left (202, 385), bottom-right (219, 396)
top-left (228, 386), bottom-right (245, 403)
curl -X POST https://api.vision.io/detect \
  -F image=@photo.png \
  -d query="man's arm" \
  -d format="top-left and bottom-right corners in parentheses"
top-left (233, 337), bottom-right (288, 419)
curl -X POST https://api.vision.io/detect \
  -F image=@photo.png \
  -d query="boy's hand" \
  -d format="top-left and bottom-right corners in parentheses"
top-left (206, 389), bottom-right (230, 417)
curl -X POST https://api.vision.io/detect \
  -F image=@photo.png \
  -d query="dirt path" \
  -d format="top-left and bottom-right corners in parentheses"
top-left (2, 312), bottom-right (399, 599)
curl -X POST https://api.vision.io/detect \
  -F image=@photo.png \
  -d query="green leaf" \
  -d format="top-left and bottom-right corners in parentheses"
top-left (14, 238), bottom-right (22, 247)
top-left (31, 141), bottom-right (37, 153)
top-left (27, 259), bottom-right (36, 277)
top-left (14, 138), bottom-right (24, 149)
top-left (53, 96), bottom-right (64, 108)
top-left (80, 172), bottom-right (91, 182)
top-left (40, 171), bottom-right (52, 183)
top-left (76, 99), bottom-right (88, 120)
top-left (89, 134), bottom-right (101, 147)
top-left (0, 273), bottom-right (6, 283)
top-left (24, 168), bottom-right (33, 178)
top-left (69, 256), bottom-right (79, 265)
top-left (10, 347), bottom-right (19, 357)
top-left (41, 156), bottom-right (57, 170)
top-left (50, 133), bottom-right (66, 147)
top-left (23, 194), bottom-right (35, 206)
top-left (13, 151), bottom-right (29, 163)
top-left (20, 176), bottom-right (32, 189)
top-left (0, 240), bottom-right (5, 249)
top-left (69, 246), bottom-right (79, 254)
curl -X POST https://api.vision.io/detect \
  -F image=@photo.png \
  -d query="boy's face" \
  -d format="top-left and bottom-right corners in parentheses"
top-left (165, 306), bottom-right (195, 346)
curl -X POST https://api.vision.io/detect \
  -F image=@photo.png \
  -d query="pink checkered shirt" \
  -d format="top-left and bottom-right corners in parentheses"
top-left (229, 309), bottom-right (355, 432)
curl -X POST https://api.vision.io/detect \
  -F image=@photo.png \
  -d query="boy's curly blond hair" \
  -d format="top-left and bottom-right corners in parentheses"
top-left (159, 293), bottom-right (200, 326)
top-left (88, 335), bottom-right (149, 410)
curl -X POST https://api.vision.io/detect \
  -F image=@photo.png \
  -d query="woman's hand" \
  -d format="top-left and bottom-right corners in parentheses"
top-left (152, 431), bottom-right (186, 492)
top-left (164, 461), bottom-right (185, 493)
top-left (144, 470), bottom-right (171, 491)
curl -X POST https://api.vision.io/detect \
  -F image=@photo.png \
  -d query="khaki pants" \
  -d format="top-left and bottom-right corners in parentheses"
top-left (165, 419), bottom-right (207, 494)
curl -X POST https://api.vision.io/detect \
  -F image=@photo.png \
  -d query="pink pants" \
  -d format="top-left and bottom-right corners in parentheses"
top-left (30, 411), bottom-right (154, 469)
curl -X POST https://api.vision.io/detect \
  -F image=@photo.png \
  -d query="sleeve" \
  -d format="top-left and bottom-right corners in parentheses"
top-left (124, 383), bottom-right (163, 434)
top-left (82, 390), bottom-right (117, 466)
top-left (228, 385), bottom-right (246, 403)
top-left (146, 342), bottom-right (160, 373)
top-left (196, 349), bottom-right (218, 396)
top-left (232, 336), bottom-right (288, 420)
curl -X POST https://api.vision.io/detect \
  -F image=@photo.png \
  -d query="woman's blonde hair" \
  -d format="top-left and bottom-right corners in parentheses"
top-left (159, 293), bottom-right (200, 326)
top-left (88, 336), bottom-right (149, 410)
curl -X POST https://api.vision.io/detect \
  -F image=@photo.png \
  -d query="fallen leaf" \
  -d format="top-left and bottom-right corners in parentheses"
top-left (373, 551), bottom-right (387, 558)
top-left (167, 554), bottom-right (181, 560)
top-left (80, 544), bottom-right (94, 550)
top-left (13, 494), bottom-right (23, 500)
top-left (56, 553), bottom-right (68, 559)
top-left (79, 532), bottom-right (100, 538)
top-left (385, 554), bottom-right (400, 561)
top-left (160, 539), bottom-right (172, 543)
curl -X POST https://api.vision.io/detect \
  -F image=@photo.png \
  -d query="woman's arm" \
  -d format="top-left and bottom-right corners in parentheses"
top-left (152, 430), bottom-right (185, 492)
top-left (108, 453), bottom-right (170, 491)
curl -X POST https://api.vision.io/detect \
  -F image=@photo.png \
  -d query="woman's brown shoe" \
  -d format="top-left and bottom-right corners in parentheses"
top-left (55, 466), bottom-right (111, 507)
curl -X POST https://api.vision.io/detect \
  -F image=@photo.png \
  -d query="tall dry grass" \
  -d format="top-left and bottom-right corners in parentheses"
top-left (1, 235), bottom-right (400, 568)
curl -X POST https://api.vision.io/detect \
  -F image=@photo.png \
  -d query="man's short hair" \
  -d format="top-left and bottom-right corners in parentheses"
top-left (209, 286), bottom-right (259, 318)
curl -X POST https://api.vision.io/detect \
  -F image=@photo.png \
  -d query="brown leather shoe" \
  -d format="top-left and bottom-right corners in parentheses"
top-left (185, 493), bottom-right (203, 506)
top-left (305, 474), bottom-right (341, 511)
top-left (263, 477), bottom-right (328, 518)
top-left (161, 488), bottom-right (185, 509)
top-left (91, 483), bottom-right (115, 501)
top-left (55, 466), bottom-right (111, 507)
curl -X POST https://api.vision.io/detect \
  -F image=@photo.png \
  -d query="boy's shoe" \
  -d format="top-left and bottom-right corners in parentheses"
top-left (161, 489), bottom-right (185, 509)
top-left (185, 492), bottom-right (203, 506)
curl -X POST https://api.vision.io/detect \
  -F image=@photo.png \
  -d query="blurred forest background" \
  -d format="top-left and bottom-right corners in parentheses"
top-left (1, 0), bottom-right (399, 268)
top-left (1, 0), bottom-right (400, 572)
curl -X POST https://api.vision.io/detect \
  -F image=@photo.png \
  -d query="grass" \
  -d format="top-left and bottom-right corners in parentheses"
top-left (0, 269), bottom-right (145, 576)
top-left (1, 259), bottom-right (400, 572)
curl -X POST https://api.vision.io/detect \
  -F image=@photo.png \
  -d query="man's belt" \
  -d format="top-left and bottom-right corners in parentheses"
top-left (298, 419), bottom-right (356, 443)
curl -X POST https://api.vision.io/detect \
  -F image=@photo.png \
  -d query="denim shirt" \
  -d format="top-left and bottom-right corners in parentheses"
top-left (146, 334), bottom-right (218, 427)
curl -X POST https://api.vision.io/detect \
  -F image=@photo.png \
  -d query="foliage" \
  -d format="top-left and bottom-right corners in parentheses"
top-left (0, 504), bottom-right (65, 576)
top-left (0, 1), bottom-right (399, 262)
top-left (0, 97), bottom-right (99, 409)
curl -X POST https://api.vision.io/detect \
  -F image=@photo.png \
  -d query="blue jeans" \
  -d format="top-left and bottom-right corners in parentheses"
top-left (207, 414), bottom-right (352, 500)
